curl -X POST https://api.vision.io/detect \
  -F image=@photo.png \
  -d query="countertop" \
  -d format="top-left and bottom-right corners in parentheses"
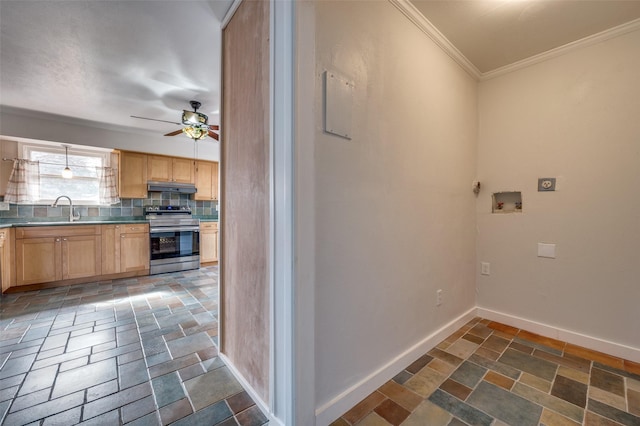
top-left (2, 219), bottom-right (146, 227)
top-left (0, 217), bottom-right (217, 228)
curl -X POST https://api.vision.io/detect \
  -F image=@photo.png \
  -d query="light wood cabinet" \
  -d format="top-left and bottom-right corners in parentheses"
top-left (16, 237), bottom-right (60, 285)
top-left (0, 228), bottom-right (14, 293)
top-left (102, 224), bottom-right (149, 274)
top-left (15, 225), bottom-right (101, 286)
top-left (62, 235), bottom-right (102, 280)
top-left (172, 158), bottom-right (195, 183)
top-left (101, 225), bottom-right (121, 275)
top-left (195, 161), bottom-right (219, 201)
top-left (119, 151), bottom-right (148, 198)
top-left (200, 221), bottom-right (218, 264)
top-left (120, 224), bottom-right (149, 272)
top-left (148, 155), bottom-right (194, 184)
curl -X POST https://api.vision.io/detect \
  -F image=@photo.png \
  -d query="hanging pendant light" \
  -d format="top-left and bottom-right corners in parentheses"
top-left (61, 145), bottom-right (73, 179)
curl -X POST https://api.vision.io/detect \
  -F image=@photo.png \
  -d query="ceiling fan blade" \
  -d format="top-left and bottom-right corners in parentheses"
top-left (164, 129), bottom-right (183, 136)
top-left (208, 130), bottom-right (219, 141)
top-left (131, 115), bottom-right (181, 125)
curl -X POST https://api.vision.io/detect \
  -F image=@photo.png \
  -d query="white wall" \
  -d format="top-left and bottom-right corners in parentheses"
top-left (476, 29), bottom-right (640, 350)
top-left (311, 0), bottom-right (478, 418)
top-left (0, 108), bottom-right (219, 161)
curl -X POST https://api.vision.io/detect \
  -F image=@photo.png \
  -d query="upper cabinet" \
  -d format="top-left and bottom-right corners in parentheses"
top-left (119, 151), bottom-right (148, 199)
top-left (194, 160), bottom-right (219, 201)
top-left (118, 150), bottom-right (217, 200)
top-left (148, 155), bottom-right (194, 184)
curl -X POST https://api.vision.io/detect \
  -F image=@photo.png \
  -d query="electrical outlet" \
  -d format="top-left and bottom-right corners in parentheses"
top-left (538, 177), bottom-right (556, 191)
top-left (481, 262), bottom-right (490, 275)
top-left (0, 202), bottom-right (9, 211)
top-left (436, 289), bottom-right (443, 306)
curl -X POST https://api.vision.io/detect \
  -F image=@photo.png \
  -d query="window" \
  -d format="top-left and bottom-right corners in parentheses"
top-left (22, 142), bottom-right (112, 205)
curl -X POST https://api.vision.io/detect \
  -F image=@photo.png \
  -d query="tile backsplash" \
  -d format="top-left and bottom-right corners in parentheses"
top-left (0, 192), bottom-right (217, 221)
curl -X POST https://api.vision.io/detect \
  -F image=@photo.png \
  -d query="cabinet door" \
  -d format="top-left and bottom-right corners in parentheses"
top-left (211, 162), bottom-right (219, 201)
top-left (62, 235), bottom-right (101, 280)
top-left (16, 237), bottom-right (62, 285)
top-left (172, 158), bottom-right (195, 184)
top-left (1, 228), bottom-right (14, 292)
top-left (212, 228), bottom-right (219, 262)
top-left (195, 161), bottom-right (219, 201)
top-left (120, 152), bottom-right (148, 198)
top-left (101, 225), bottom-right (121, 274)
top-left (200, 222), bottom-right (219, 263)
top-left (121, 233), bottom-right (149, 272)
top-left (148, 155), bottom-right (172, 182)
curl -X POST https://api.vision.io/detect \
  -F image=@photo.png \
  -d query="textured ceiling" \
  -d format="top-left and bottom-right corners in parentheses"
top-left (410, 0), bottom-right (640, 74)
top-left (2, 1), bottom-right (640, 136)
top-left (0, 0), bottom-right (232, 135)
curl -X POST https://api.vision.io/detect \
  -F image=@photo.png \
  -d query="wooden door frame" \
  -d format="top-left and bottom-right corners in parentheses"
top-left (219, 1), bottom-right (300, 425)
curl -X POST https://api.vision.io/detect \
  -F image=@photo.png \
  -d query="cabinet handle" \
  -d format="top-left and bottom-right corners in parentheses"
top-left (55, 238), bottom-right (61, 242)
top-left (121, 235), bottom-right (125, 238)
top-left (63, 238), bottom-right (68, 241)
top-left (115, 225), bottom-right (120, 229)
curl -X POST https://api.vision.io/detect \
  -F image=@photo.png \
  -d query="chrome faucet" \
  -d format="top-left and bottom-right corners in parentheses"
top-left (52, 195), bottom-right (80, 222)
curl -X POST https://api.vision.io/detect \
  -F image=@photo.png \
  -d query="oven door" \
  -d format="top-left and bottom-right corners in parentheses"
top-left (149, 226), bottom-right (200, 262)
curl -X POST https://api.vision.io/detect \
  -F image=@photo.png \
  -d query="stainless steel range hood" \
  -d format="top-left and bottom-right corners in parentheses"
top-left (147, 181), bottom-right (197, 194)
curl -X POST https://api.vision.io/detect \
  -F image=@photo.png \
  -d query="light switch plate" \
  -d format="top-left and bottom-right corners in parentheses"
top-left (538, 243), bottom-right (556, 258)
top-left (0, 202), bottom-right (9, 211)
top-left (538, 178), bottom-right (556, 191)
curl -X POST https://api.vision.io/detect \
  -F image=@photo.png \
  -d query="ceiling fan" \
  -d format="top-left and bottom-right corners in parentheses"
top-left (131, 100), bottom-right (219, 141)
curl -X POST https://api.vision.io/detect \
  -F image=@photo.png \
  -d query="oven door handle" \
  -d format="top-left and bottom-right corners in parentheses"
top-left (150, 226), bottom-right (201, 233)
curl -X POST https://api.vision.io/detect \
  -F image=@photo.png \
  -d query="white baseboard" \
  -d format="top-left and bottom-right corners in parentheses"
top-left (477, 307), bottom-right (640, 363)
top-left (218, 353), bottom-right (283, 426)
top-left (314, 307), bottom-right (477, 426)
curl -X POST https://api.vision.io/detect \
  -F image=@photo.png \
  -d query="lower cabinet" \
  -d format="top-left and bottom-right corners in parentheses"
top-left (12, 223), bottom-right (149, 290)
top-left (15, 225), bottom-right (101, 286)
top-left (102, 224), bottom-right (149, 274)
top-left (0, 228), bottom-right (14, 293)
top-left (200, 221), bottom-right (219, 264)
top-left (62, 235), bottom-right (102, 280)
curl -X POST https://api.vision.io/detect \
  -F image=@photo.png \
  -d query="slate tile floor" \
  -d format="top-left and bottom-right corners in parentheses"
top-left (332, 318), bottom-right (640, 426)
top-left (0, 266), bottom-right (268, 426)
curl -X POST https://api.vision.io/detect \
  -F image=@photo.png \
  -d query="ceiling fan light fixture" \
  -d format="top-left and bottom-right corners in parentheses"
top-left (183, 126), bottom-right (208, 140)
top-left (182, 110), bottom-right (208, 126)
top-left (133, 101), bottom-right (218, 141)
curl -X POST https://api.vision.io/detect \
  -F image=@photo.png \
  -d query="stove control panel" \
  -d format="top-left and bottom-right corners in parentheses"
top-left (145, 205), bottom-right (191, 213)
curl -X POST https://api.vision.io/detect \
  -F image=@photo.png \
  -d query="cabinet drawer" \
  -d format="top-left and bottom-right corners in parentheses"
top-left (16, 225), bottom-right (101, 239)
top-left (120, 224), bottom-right (149, 234)
top-left (200, 222), bottom-right (218, 231)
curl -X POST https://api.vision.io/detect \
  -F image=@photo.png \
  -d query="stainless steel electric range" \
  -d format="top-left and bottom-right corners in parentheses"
top-left (145, 206), bottom-right (200, 275)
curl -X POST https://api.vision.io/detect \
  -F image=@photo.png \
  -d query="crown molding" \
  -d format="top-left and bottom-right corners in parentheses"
top-left (481, 17), bottom-right (640, 80)
top-left (388, 1), bottom-right (640, 82)
top-left (388, 0), bottom-right (482, 81)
